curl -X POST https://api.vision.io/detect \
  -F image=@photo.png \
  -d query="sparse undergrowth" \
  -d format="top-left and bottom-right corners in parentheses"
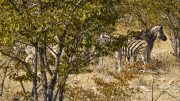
top-left (0, 54), bottom-right (180, 101)
top-left (64, 59), bottom-right (169, 101)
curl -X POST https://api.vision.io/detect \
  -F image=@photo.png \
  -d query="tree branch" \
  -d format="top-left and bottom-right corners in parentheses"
top-left (154, 81), bottom-right (180, 101)
top-left (0, 50), bottom-right (33, 78)
top-left (166, 91), bottom-right (180, 101)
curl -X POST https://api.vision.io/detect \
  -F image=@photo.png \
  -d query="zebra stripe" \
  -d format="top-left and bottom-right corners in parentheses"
top-left (119, 39), bottom-right (148, 62)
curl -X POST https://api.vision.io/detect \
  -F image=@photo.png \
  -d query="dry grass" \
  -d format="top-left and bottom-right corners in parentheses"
top-left (64, 38), bottom-right (180, 101)
top-left (0, 34), bottom-right (180, 101)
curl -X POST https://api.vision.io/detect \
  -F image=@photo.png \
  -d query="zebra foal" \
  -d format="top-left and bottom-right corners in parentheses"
top-left (95, 32), bottom-right (113, 68)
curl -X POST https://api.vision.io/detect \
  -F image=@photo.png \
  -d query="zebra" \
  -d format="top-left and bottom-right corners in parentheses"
top-left (95, 31), bottom-right (146, 69)
top-left (115, 25), bottom-right (167, 71)
top-left (23, 35), bottom-right (68, 63)
top-left (25, 45), bottom-right (36, 63)
top-left (95, 32), bottom-right (113, 68)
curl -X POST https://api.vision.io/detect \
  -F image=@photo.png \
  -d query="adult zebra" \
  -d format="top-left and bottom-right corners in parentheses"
top-left (115, 25), bottom-right (167, 71)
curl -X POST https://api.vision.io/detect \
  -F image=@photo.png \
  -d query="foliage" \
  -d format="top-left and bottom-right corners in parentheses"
top-left (0, 0), bottom-right (126, 100)
top-left (0, 0), bottom-right (179, 100)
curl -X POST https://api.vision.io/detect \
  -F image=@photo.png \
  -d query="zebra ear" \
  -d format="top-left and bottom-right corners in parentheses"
top-left (160, 26), bottom-right (163, 29)
top-left (142, 31), bottom-right (146, 36)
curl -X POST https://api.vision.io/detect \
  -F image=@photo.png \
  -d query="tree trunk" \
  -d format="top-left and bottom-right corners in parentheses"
top-left (0, 83), bottom-right (2, 96)
top-left (41, 69), bottom-right (48, 101)
top-left (177, 38), bottom-right (180, 59)
top-left (47, 56), bottom-right (60, 101)
top-left (39, 47), bottom-right (48, 101)
top-left (32, 45), bottom-right (38, 101)
top-left (172, 34), bottom-right (180, 59)
top-left (58, 76), bottom-right (68, 101)
top-left (174, 35), bottom-right (178, 56)
top-left (0, 68), bottom-right (7, 96)
top-left (58, 87), bottom-right (64, 101)
top-left (52, 83), bottom-right (65, 101)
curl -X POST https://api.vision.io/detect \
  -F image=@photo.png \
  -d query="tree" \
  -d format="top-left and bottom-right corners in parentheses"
top-left (154, 0), bottom-right (180, 58)
top-left (0, 0), bottom-right (126, 101)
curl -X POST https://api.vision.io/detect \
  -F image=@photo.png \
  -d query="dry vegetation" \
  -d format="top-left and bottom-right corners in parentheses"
top-left (0, 34), bottom-right (180, 101)
top-left (64, 38), bottom-right (180, 101)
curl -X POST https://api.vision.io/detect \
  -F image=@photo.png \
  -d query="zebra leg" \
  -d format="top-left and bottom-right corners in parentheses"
top-left (147, 51), bottom-right (151, 63)
top-left (101, 56), bottom-right (104, 66)
top-left (126, 56), bottom-right (131, 64)
top-left (96, 56), bottom-right (104, 69)
top-left (140, 54), bottom-right (148, 72)
top-left (115, 51), bottom-right (121, 71)
top-left (133, 55), bottom-right (137, 62)
top-left (95, 57), bottom-right (100, 68)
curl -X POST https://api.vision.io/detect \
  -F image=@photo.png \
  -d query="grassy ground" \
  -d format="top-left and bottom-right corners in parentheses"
top-left (64, 38), bottom-right (180, 101)
top-left (0, 32), bottom-right (180, 101)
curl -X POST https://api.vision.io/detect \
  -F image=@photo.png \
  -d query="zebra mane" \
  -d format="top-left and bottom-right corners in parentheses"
top-left (129, 30), bottom-right (147, 40)
top-left (126, 25), bottom-right (163, 42)
top-left (150, 25), bottom-right (162, 32)
top-left (140, 25), bottom-right (162, 36)
top-left (129, 26), bottom-right (156, 41)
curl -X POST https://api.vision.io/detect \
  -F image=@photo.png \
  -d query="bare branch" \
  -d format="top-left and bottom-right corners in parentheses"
top-left (151, 75), bottom-right (154, 101)
top-left (166, 91), bottom-right (180, 101)
top-left (73, 0), bottom-right (82, 12)
top-left (0, 50), bottom-right (33, 77)
top-left (154, 81), bottom-right (180, 101)
top-left (46, 45), bottom-right (57, 56)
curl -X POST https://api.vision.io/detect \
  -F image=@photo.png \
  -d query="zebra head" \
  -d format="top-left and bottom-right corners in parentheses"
top-left (150, 25), bottom-right (167, 41)
top-left (100, 32), bottom-right (111, 39)
top-left (99, 32), bottom-right (112, 44)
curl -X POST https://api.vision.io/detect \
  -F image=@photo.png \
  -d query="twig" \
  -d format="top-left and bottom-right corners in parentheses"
top-left (151, 75), bottom-right (154, 101)
top-left (20, 80), bottom-right (28, 101)
top-left (73, 0), bottom-right (82, 12)
top-left (166, 91), bottom-right (180, 101)
top-left (154, 81), bottom-right (180, 101)
top-left (46, 44), bottom-right (58, 57)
